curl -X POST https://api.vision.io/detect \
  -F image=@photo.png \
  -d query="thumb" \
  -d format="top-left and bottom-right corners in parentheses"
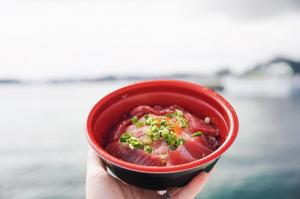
top-left (86, 148), bottom-right (107, 176)
top-left (167, 169), bottom-right (214, 199)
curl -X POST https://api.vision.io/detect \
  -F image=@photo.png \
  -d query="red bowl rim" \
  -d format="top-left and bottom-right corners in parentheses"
top-left (86, 80), bottom-right (239, 173)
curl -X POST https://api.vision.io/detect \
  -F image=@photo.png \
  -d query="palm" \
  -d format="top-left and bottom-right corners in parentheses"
top-left (86, 170), bottom-right (159, 199)
top-left (86, 149), bottom-right (212, 199)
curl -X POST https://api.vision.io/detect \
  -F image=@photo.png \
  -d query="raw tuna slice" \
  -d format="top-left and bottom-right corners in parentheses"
top-left (168, 145), bottom-right (196, 165)
top-left (106, 105), bottom-right (220, 167)
top-left (184, 112), bottom-right (219, 136)
top-left (184, 137), bottom-right (213, 159)
top-left (112, 118), bottom-right (132, 140)
top-left (130, 105), bottom-right (180, 116)
top-left (105, 141), bottom-right (163, 166)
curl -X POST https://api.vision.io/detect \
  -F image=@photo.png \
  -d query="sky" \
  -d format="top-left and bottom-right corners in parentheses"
top-left (0, 0), bottom-right (300, 79)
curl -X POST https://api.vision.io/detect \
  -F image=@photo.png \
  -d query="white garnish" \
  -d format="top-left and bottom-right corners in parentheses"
top-left (204, 117), bottom-right (210, 124)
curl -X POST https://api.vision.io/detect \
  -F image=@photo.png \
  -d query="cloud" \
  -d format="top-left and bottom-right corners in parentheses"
top-left (0, 1), bottom-right (299, 78)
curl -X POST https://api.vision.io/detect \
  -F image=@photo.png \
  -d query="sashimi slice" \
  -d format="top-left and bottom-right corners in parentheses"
top-left (151, 140), bottom-right (169, 155)
top-left (105, 141), bottom-right (126, 158)
top-left (168, 145), bottom-right (196, 165)
top-left (105, 141), bottom-right (164, 166)
top-left (184, 137), bottom-right (213, 159)
top-left (127, 126), bottom-right (149, 138)
top-left (130, 105), bottom-right (179, 116)
top-left (112, 118), bottom-right (132, 140)
top-left (184, 112), bottom-right (219, 136)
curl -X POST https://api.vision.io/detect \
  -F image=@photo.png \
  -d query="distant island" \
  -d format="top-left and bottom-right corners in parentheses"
top-left (1, 57), bottom-right (299, 92)
top-left (242, 57), bottom-right (300, 77)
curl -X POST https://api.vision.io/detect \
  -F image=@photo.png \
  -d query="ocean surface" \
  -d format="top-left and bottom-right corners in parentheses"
top-left (0, 81), bottom-right (299, 199)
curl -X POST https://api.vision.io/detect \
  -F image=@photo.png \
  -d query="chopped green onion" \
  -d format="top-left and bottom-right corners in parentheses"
top-left (160, 120), bottom-right (166, 126)
top-left (144, 145), bottom-right (152, 153)
top-left (171, 109), bottom-right (188, 128)
top-left (159, 126), bottom-right (169, 133)
top-left (150, 120), bottom-right (158, 126)
top-left (192, 131), bottom-right (203, 137)
top-left (120, 132), bottom-right (132, 142)
top-left (127, 137), bottom-right (143, 149)
top-left (175, 109), bottom-right (183, 116)
top-left (151, 125), bottom-right (158, 132)
top-left (152, 131), bottom-right (160, 141)
top-left (142, 136), bottom-right (153, 145)
top-left (165, 132), bottom-right (178, 149)
top-left (178, 138), bottom-right (185, 145)
top-left (169, 145), bottom-right (177, 151)
top-left (131, 116), bottom-right (138, 124)
top-left (165, 113), bottom-right (174, 118)
top-left (145, 117), bottom-right (153, 125)
top-left (160, 127), bottom-right (170, 138)
top-left (124, 113), bottom-right (189, 151)
top-left (135, 121), bottom-right (144, 128)
top-left (161, 129), bottom-right (186, 150)
top-left (177, 118), bottom-right (187, 128)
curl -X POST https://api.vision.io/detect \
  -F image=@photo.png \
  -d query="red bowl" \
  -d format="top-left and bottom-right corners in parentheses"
top-left (86, 80), bottom-right (239, 190)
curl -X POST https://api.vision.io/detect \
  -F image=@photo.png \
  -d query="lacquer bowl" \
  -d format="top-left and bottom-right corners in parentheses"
top-left (86, 80), bottom-right (238, 190)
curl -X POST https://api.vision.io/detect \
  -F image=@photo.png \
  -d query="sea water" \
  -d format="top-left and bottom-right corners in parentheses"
top-left (0, 82), bottom-right (299, 199)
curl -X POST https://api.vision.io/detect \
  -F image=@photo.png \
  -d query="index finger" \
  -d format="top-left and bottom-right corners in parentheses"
top-left (86, 148), bottom-right (107, 176)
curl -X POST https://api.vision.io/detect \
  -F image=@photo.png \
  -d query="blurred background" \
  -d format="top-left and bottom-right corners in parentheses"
top-left (0, 0), bottom-right (300, 199)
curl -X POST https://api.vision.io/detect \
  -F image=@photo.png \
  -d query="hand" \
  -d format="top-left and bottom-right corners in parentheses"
top-left (86, 149), bottom-right (213, 199)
